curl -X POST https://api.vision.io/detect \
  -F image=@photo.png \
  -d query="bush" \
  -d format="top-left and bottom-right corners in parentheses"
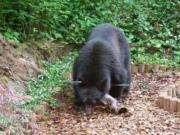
top-left (22, 51), bottom-right (77, 109)
top-left (0, 0), bottom-right (179, 60)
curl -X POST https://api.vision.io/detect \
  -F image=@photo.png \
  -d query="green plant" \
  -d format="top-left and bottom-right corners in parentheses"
top-left (0, 0), bottom-right (179, 65)
top-left (21, 51), bottom-right (77, 109)
top-left (132, 52), bottom-right (180, 67)
top-left (1, 1), bottom-right (179, 50)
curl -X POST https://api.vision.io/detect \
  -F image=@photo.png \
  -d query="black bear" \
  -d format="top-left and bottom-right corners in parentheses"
top-left (73, 23), bottom-right (131, 115)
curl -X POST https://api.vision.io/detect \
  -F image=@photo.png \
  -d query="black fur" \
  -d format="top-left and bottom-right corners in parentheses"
top-left (73, 23), bottom-right (131, 109)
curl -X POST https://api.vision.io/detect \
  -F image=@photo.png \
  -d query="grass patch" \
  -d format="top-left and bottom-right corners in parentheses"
top-left (21, 51), bottom-right (77, 110)
top-left (132, 53), bottom-right (180, 67)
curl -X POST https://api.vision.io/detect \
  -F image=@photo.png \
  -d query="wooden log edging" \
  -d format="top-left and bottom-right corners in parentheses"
top-left (157, 83), bottom-right (180, 113)
top-left (131, 63), bottom-right (180, 112)
top-left (131, 63), bottom-right (180, 74)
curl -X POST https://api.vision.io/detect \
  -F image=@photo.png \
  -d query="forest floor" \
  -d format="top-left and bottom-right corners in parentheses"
top-left (0, 37), bottom-right (179, 134)
top-left (38, 72), bottom-right (180, 135)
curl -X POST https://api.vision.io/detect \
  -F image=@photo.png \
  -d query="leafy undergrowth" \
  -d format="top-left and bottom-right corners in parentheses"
top-left (38, 72), bottom-right (180, 134)
top-left (22, 51), bottom-right (77, 110)
top-left (132, 53), bottom-right (180, 67)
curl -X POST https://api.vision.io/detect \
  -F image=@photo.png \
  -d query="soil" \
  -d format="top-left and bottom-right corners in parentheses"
top-left (0, 37), bottom-right (73, 91)
top-left (0, 38), bottom-right (43, 91)
top-left (38, 72), bottom-right (180, 135)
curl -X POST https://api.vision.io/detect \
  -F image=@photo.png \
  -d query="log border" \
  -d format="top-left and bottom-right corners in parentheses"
top-left (157, 85), bottom-right (180, 113)
top-left (131, 63), bottom-right (180, 74)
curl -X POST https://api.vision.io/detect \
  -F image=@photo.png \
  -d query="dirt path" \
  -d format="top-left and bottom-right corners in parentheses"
top-left (39, 73), bottom-right (180, 135)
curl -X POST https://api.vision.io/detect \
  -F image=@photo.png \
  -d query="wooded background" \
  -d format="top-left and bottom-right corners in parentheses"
top-left (0, 0), bottom-right (180, 65)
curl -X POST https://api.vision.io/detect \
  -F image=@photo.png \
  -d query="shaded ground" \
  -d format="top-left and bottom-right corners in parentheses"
top-left (0, 36), bottom-right (46, 134)
top-left (39, 72), bottom-right (180, 135)
top-left (0, 37), bottom-right (43, 90)
top-left (0, 36), bottom-right (74, 134)
top-left (0, 37), bottom-right (72, 91)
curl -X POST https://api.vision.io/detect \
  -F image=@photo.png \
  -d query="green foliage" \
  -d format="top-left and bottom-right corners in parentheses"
top-left (0, 0), bottom-right (179, 60)
top-left (132, 53), bottom-right (180, 67)
top-left (21, 51), bottom-right (77, 109)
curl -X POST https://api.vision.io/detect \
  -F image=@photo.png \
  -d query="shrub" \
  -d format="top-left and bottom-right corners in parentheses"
top-left (22, 51), bottom-right (77, 109)
top-left (0, 0), bottom-right (179, 59)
